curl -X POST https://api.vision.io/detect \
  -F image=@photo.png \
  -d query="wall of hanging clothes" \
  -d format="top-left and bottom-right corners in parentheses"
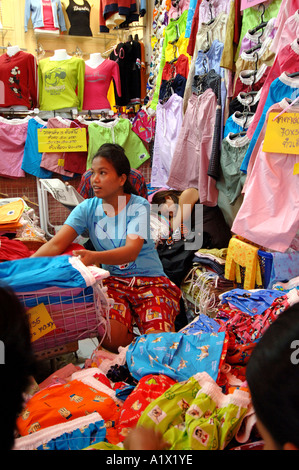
top-left (146, 0), bottom-right (299, 255)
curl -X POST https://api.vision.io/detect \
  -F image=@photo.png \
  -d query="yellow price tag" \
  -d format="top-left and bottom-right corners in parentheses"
top-left (262, 112), bottom-right (299, 155)
top-left (26, 303), bottom-right (56, 342)
top-left (293, 163), bottom-right (299, 175)
top-left (38, 127), bottom-right (87, 153)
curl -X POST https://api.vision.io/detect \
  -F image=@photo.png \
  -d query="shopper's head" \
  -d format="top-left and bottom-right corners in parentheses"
top-left (92, 143), bottom-right (137, 196)
top-left (246, 303), bottom-right (299, 450)
top-left (151, 190), bottom-right (181, 219)
top-left (0, 282), bottom-right (36, 450)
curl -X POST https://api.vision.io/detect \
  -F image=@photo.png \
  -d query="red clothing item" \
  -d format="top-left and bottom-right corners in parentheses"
top-left (82, 60), bottom-right (121, 111)
top-left (247, 40), bottom-right (299, 140)
top-left (187, 0), bottom-right (203, 57)
top-left (0, 51), bottom-right (38, 109)
top-left (162, 54), bottom-right (189, 81)
top-left (63, 120), bottom-right (88, 174)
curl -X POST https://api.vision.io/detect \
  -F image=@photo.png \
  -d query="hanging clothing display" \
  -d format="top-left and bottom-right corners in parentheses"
top-left (38, 56), bottom-right (85, 111)
top-left (86, 118), bottom-right (150, 170)
top-left (66, 0), bottom-right (93, 36)
top-left (82, 59), bottom-right (121, 111)
top-left (0, 51), bottom-right (38, 109)
top-left (24, 0), bottom-right (67, 32)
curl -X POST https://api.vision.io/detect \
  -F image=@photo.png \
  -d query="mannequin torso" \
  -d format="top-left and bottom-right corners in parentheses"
top-left (50, 49), bottom-right (71, 60)
top-left (6, 45), bottom-right (21, 57)
top-left (85, 53), bottom-right (105, 68)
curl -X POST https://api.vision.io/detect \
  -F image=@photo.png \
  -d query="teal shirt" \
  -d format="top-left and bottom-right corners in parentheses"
top-left (65, 194), bottom-right (165, 277)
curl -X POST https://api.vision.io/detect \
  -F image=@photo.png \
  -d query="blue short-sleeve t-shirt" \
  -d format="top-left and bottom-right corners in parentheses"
top-left (65, 194), bottom-right (165, 277)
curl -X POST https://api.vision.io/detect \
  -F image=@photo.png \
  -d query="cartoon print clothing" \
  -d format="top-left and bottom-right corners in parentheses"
top-left (137, 372), bottom-right (250, 450)
top-left (38, 55), bottom-right (85, 111)
top-left (126, 331), bottom-right (226, 383)
top-left (16, 379), bottom-right (121, 444)
top-left (117, 374), bottom-right (176, 440)
top-left (0, 51), bottom-right (38, 109)
top-left (102, 276), bottom-right (181, 335)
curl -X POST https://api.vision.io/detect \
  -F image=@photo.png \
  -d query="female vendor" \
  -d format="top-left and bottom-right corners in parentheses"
top-left (32, 143), bottom-right (181, 352)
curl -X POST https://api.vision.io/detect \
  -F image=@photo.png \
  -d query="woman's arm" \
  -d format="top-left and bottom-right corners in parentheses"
top-left (172, 188), bottom-right (199, 232)
top-left (73, 234), bottom-right (144, 267)
top-left (31, 225), bottom-right (79, 257)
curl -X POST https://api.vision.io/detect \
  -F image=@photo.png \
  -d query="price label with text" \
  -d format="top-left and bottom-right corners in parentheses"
top-left (38, 127), bottom-right (87, 153)
top-left (262, 112), bottom-right (299, 155)
top-left (26, 303), bottom-right (56, 342)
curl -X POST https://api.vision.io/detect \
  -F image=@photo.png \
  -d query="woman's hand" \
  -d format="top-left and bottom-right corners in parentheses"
top-left (72, 249), bottom-right (97, 266)
top-left (123, 427), bottom-right (170, 451)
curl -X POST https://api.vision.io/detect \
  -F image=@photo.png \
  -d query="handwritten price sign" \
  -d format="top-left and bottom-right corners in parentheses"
top-left (26, 303), bottom-right (56, 342)
top-left (38, 127), bottom-right (87, 153)
top-left (263, 112), bottom-right (299, 155)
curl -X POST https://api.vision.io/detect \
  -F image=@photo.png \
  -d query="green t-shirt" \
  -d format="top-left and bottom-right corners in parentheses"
top-left (38, 56), bottom-right (85, 111)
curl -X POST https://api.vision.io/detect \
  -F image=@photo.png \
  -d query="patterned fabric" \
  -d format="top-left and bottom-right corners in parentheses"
top-left (126, 331), bottom-right (226, 382)
top-left (137, 372), bottom-right (250, 450)
top-left (225, 237), bottom-right (262, 290)
top-left (77, 168), bottom-right (148, 199)
top-left (102, 275), bottom-right (181, 334)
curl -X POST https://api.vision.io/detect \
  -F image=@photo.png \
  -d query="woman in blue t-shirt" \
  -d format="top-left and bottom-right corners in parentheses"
top-left (32, 143), bottom-right (181, 352)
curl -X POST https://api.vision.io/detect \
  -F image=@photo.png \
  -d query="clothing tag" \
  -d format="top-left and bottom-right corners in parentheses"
top-left (26, 303), bottom-right (56, 342)
top-left (293, 163), bottom-right (299, 175)
top-left (58, 158), bottom-right (65, 166)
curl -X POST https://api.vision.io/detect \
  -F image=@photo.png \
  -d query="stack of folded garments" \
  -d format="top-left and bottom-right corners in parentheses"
top-left (0, 198), bottom-right (25, 233)
top-left (181, 248), bottom-right (234, 317)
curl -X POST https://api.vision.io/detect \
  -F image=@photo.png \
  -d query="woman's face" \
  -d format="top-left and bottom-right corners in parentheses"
top-left (91, 156), bottom-right (126, 200)
top-left (159, 196), bottom-right (178, 219)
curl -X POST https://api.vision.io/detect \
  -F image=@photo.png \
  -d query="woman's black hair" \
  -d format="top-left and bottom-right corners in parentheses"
top-left (151, 189), bottom-right (182, 207)
top-left (93, 143), bottom-right (138, 195)
top-left (246, 303), bottom-right (299, 449)
top-left (0, 282), bottom-right (36, 450)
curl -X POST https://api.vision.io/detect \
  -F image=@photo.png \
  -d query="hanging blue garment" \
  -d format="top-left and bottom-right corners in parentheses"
top-left (126, 331), bottom-right (225, 382)
top-left (22, 118), bottom-right (52, 178)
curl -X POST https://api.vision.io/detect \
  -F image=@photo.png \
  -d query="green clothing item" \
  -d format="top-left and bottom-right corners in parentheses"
top-left (137, 372), bottom-right (250, 450)
top-left (150, 10), bottom-right (188, 111)
top-left (38, 56), bottom-right (85, 111)
top-left (86, 118), bottom-right (150, 170)
top-left (235, 0), bottom-right (282, 60)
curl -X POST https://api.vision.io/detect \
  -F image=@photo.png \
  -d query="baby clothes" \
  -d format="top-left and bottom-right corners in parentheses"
top-left (225, 237), bottom-right (262, 290)
top-left (233, 101), bottom-right (299, 251)
top-left (137, 372), bottom-right (250, 450)
top-left (126, 331), bottom-right (226, 383)
top-left (40, 117), bottom-right (74, 177)
top-left (216, 133), bottom-right (249, 205)
top-left (86, 118), bottom-right (150, 170)
top-left (167, 88), bottom-right (219, 207)
top-left (22, 117), bottom-right (52, 178)
top-left (0, 116), bottom-right (30, 178)
top-left (151, 93), bottom-right (184, 187)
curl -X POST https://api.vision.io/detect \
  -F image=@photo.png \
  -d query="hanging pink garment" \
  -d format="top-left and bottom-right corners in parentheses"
top-left (167, 88), bottom-right (219, 206)
top-left (232, 100), bottom-right (299, 252)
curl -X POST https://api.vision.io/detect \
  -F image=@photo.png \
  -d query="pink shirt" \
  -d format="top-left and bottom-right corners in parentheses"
top-left (41, 0), bottom-right (59, 31)
top-left (82, 60), bottom-right (121, 111)
top-left (270, 9), bottom-right (299, 55)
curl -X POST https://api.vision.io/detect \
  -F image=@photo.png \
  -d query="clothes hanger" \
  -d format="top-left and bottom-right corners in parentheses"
top-left (248, 3), bottom-right (268, 35)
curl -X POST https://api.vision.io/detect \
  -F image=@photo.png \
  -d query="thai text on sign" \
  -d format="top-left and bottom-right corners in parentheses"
top-left (262, 112), bottom-right (299, 155)
top-left (38, 127), bottom-right (87, 153)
